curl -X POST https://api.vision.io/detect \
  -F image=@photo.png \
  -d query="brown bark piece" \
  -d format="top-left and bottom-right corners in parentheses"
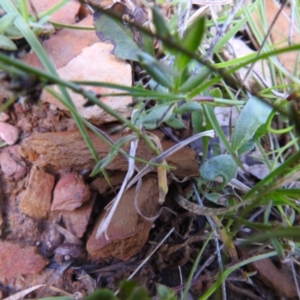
top-left (0, 145), bottom-right (27, 180)
top-left (0, 241), bottom-right (49, 280)
top-left (62, 194), bottom-right (95, 238)
top-left (249, 258), bottom-right (298, 298)
top-left (19, 165), bottom-right (55, 219)
top-left (87, 176), bottom-right (160, 260)
top-left (240, 247), bottom-right (298, 299)
top-left (51, 172), bottom-right (91, 211)
top-left (20, 130), bottom-right (199, 178)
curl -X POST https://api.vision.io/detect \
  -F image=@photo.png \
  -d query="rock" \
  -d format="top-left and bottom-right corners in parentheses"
top-left (87, 176), bottom-right (160, 260)
top-left (22, 16), bottom-right (132, 125)
top-left (90, 171), bottom-right (126, 194)
top-left (0, 145), bottom-right (27, 180)
top-left (0, 122), bottom-right (20, 145)
top-left (19, 165), bottom-right (55, 219)
top-left (20, 130), bottom-right (199, 178)
top-left (22, 15), bottom-right (99, 70)
top-left (62, 194), bottom-right (95, 238)
top-left (0, 241), bottom-right (49, 280)
top-left (0, 112), bottom-right (9, 122)
top-left (30, 0), bottom-right (81, 25)
top-left (42, 43), bottom-right (132, 125)
top-left (51, 172), bottom-right (91, 211)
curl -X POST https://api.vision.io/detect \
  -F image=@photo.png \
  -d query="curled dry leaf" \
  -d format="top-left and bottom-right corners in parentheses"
top-left (242, 249), bottom-right (298, 298)
top-left (51, 172), bottom-right (91, 212)
top-left (0, 122), bottom-right (20, 145)
top-left (19, 165), bottom-right (55, 219)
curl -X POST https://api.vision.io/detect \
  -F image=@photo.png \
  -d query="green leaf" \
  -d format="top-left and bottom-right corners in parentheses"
top-left (199, 154), bottom-right (237, 189)
top-left (191, 110), bottom-right (204, 133)
top-left (152, 6), bottom-right (171, 38)
top-left (232, 96), bottom-right (273, 151)
top-left (204, 192), bottom-right (223, 205)
top-left (237, 139), bottom-right (255, 156)
top-left (165, 116), bottom-right (186, 129)
top-left (86, 289), bottom-right (118, 300)
top-left (0, 12), bottom-right (17, 33)
top-left (175, 17), bottom-right (205, 71)
top-left (179, 66), bottom-right (211, 93)
top-left (175, 101), bottom-right (202, 114)
top-left (142, 104), bottom-right (175, 129)
top-left (119, 280), bottom-right (151, 300)
top-left (208, 87), bottom-right (222, 98)
top-left (93, 3), bottom-right (153, 61)
top-left (138, 52), bottom-right (177, 88)
top-left (156, 284), bottom-right (177, 300)
top-left (0, 33), bottom-right (17, 50)
top-left (91, 135), bottom-right (135, 176)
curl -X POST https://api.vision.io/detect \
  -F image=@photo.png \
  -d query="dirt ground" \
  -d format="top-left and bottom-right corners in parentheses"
top-left (0, 1), bottom-right (300, 299)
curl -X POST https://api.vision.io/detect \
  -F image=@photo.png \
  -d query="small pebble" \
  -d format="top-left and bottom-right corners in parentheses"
top-left (0, 122), bottom-right (20, 145)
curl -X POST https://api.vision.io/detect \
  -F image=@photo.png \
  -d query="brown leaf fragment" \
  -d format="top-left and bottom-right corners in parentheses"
top-left (87, 176), bottom-right (160, 260)
top-left (62, 194), bottom-right (95, 238)
top-left (51, 172), bottom-right (91, 211)
top-left (0, 145), bottom-right (27, 180)
top-left (20, 130), bottom-right (199, 178)
top-left (0, 122), bottom-right (20, 145)
top-left (241, 248), bottom-right (298, 298)
top-left (19, 165), bottom-right (55, 219)
top-left (0, 241), bottom-right (49, 280)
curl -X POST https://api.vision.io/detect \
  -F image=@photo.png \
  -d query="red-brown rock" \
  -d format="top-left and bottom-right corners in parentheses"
top-left (87, 176), bottom-right (160, 261)
top-left (0, 145), bottom-right (27, 180)
top-left (51, 172), bottom-right (91, 211)
top-left (0, 241), bottom-right (49, 280)
top-left (62, 194), bottom-right (95, 238)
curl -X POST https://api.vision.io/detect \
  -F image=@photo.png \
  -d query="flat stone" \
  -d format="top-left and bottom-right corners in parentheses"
top-left (0, 122), bottom-right (20, 145)
top-left (42, 43), bottom-right (132, 125)
top-left (30, 0), bottom-right (81, 25)
top-left (87, 176), bottom-right (160, 260)
top-left (51, 172), bottom-right (91, 211)
top-left (19, 165), bottom-right (55, 219)
top-left (0, 241), bottom-right (48, 280)
top-left (21, 15), bottom-right (132, 125)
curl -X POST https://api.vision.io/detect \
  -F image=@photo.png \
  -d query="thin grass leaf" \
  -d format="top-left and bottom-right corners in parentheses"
top-left (200, 251), bottom-right (277, 299)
